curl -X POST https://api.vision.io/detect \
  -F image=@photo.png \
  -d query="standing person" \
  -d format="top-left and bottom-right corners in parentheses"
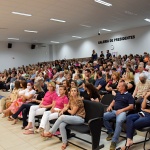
top-left (41, 87), bottom-right (85, 150)
top-left (117, 92), bottom-right (150, 150)
top-left (103, 82), bottom-right (134, 150)
top-left (106, 50), bottom-right (112, 59)
top-left (35, 85), bottom-right (68, 133)
top-left (100, 51), bottom-right (104, 59)
top-left (92, 50), bottom-right (98, 61)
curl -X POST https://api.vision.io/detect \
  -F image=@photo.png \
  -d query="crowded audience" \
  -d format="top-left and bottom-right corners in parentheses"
top-left (0, 51), bottom-right (150, 150)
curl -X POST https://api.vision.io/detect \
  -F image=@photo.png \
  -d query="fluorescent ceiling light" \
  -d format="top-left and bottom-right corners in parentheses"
top-left (144, 18), bottom-right (150, 22)
top-left (72, 36), bottom-right (82, 39)
top-left (50, 18), bottom-right (66, 23)
top-left (101, 28), bottom-right (111, 31)
top-left (94, 0), bottom-right (112, 6)
top-left (51, 41), bottom-right (60, 43)
top-left (8, 38), bottom-right (19, 40)
top-left (24, 30), bottom-right (38, 33)
top-left (12, 12), bottom-right (32, 16)
top-left (80, 24), bottom-right (91, 28)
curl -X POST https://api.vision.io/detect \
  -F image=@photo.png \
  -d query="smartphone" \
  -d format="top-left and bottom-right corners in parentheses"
top-left (138, 111), bottom-right (145, 117)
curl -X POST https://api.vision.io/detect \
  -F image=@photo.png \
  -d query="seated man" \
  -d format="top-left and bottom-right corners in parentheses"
top-left (94, 71), bottom-right (106, 91)
top-left (103, 82), bottom-right (134, 150)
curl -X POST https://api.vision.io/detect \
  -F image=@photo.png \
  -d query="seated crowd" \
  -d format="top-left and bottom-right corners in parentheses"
top-left (0, 50), bottom-right (150, 150)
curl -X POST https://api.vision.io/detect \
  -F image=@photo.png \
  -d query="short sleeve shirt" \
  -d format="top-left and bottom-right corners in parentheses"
top-left (114, 92), bottom-right (134, 110)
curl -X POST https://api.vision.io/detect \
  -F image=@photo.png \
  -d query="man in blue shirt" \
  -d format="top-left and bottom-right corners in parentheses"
top-left (94, 71), bottom-right (106, 91)
top-left (103, 82), bottom-right (135, 150)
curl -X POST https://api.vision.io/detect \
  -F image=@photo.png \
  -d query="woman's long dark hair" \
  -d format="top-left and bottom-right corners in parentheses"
top-left (84, 82), bottom-right (99, 99)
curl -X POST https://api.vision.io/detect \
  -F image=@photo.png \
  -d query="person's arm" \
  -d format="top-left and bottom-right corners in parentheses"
top-left (91, 98), bottom-right (99, 102)
top-left (132, 85), bottom-right (138, 98)
top-left (105, 83), bottom-right (112, 91)
top-left (68, 106), bottom-right (79, 115)
top-left (107, 100), bottom-right (115, 112)
top-left (96, 84), bottom-right (102, 90)
top-left (116, 104), bottom-right (134, 115)
top-left (141, 92), bottom-right (150, 110)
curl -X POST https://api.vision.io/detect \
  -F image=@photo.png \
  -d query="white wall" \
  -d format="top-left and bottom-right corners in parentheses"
top-left (53, 25), bottom-right (150, 60)
top-left (0, 42), bottom-right (51, 71)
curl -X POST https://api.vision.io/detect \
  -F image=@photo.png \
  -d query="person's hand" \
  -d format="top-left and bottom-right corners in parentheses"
top-left (107, 106), bottom-right (112, 112)
top-left (91, 98), bottom-right (94, 101)
top-left (31, 99), bottom-right (36, 102)
top-left (39, 104), bottom-right (44, 108)
top-left (116, 109), bottom-right (123, 115)
top-left (50, 108), bottom-right (54, 113)
top-left (58, 110), bottom-right (64, 116)
top-left (112, 90), bottom-right (116, 96)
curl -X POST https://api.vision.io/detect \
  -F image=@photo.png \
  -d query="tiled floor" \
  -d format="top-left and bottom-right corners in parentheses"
top-left (0, 91), bottom-right (150, 150)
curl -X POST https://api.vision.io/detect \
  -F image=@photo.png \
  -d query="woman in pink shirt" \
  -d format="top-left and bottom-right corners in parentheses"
top-left (35, 85), bottom-right (68, 134)
top-left (24, 82), bottom-right (57, 134)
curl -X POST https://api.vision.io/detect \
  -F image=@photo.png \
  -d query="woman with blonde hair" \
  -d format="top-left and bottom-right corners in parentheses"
top-left (121, 71), bottom-right (135, 94)
top-left (41, 86), bottom-right (85, 150)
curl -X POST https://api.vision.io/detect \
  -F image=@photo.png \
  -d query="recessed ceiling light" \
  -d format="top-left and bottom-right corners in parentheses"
top-left (101, 28), bottom-right (111, 31)
top-left (24, 30), bottom-right (38, 33)
top-left (94, 0), bottom-right (112, 6)
top-left (80, 24), bottom-right (91, 28)
top-left (8, 38), bottom-right (19, 40)
top-left (51, 41), bottom-right (60, 43)
top-left (50, 18), bottom-right (66, 23)
top-left (12, 12), bottom-right (32, 16)
top-left (72, 36), bottom-right (82, 39)
top-left (144, 18), bottom-right (150, 22)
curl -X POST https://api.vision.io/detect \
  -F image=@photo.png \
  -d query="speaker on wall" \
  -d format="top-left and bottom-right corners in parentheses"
top-left (31, 44), bottom-right (36, 49)
top-left (8, 43), bottom-right (12, 48)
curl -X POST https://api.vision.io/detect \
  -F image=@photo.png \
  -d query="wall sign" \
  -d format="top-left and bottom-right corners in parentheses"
top-left (98, 35), bottom-right (135, 44)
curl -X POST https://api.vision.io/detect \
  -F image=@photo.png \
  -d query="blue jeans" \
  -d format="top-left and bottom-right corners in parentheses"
top-left (103, 110), bottom-right (127, 143)
top-left (50, 115), bottom-right (84, 144)
top-left (126, 112), bottom-right (150, 139)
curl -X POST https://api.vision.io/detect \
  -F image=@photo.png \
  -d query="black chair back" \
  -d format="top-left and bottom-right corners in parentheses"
top-left (100, 94), bottom-right (114, 106)
top-left (83, 100), bottom-right (104, 123)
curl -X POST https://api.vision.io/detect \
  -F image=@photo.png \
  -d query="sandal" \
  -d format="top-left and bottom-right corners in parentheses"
top-left (8, 116), bottom-right (14, 121)
top-left (116, 144), bottom-right (133, 150)
top-left (11, 119), bottom-right (18, 125)
top-left (41, 132), bottom-right (53, 138)
top-left (23, 129), bottom-right (34, 135)
top-left (24, 126), bottom-right (32, 130)
top-left (61, 143), bottom-right (68, 150)
top-left (34, 128), bottom-right (44, 134)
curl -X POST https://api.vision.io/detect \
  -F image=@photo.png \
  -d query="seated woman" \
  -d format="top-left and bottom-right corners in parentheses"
top-left (23, 82), bottom-right (58, 134)
top-left (3, 81), bottom-right (35, 117)
top-left (10, 82), bottom-right (45, 126)
top-left (80, 82), bottom-right (100, 102)
top-left (41, 86), bottom-right (85, 150)
top-left (120, 71), bottom-right (135, 94)
top-left (105, 72), bottom-right (120, 95)
top-left (118, 92), bottom-right (150, 150)
top-left (35, 85), bottom-right (68, 133)
top-left (0, 80), bottom-right (20, 114)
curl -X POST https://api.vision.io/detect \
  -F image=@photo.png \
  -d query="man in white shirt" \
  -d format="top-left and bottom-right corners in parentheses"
top-left (134, 64), bottom-right (150, 85)
top-left (55, 71), bottom-right (65, 95)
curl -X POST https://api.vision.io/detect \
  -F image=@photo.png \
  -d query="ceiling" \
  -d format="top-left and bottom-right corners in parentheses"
top-left (0, 0), bottom-right (150, 44)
